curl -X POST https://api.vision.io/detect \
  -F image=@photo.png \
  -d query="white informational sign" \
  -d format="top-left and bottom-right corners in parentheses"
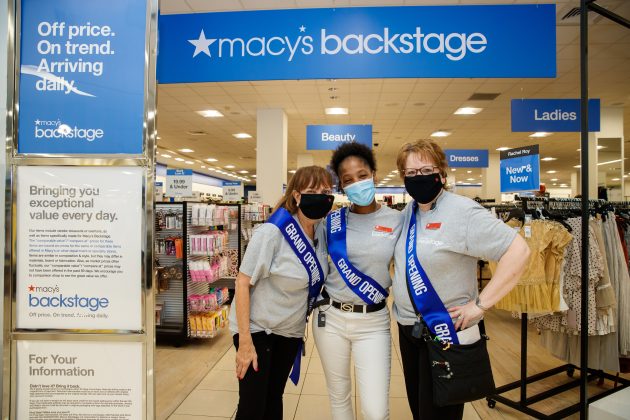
top-left (248, 191), bottom-right (262, 203)
top-left (17, 340), bottom-right (142, 420)
top-left (166, 168), bottom-right (193, 197)
top-left (16, 166), bottom-right (143, 330)
top-left (222, 181), bottom-right (243, 202)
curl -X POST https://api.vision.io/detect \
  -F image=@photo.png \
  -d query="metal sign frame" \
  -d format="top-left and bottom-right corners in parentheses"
top-left (2, 0), bottom-right (158, 418)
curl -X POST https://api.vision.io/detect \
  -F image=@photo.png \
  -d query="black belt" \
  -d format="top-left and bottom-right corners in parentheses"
top-left (314, 290), bottom-right (387, 314)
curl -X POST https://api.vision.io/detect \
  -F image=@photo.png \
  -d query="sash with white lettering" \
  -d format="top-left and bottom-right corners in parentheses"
top-left (327, 207), bottom-right (389, 305)
top-left (405, 201), bottom-right (459, 344)
top-left (267, 207), bottom-right (325, 385)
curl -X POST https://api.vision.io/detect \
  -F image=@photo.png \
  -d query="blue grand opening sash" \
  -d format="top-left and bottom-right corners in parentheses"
top-left (406, 201), bottom-right (459, 344)
top-left (327, 208), bottom-right (389, 305)
top-left (268, 207), bottom-right (325, 384)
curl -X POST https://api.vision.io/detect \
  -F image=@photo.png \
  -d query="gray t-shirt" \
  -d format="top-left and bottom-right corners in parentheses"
top-left (229, 215), bottom-right (329, 338)
top-left (392, 191), bottom-right (518, 325)
top-left (324, 205), bottom-right (403, 304)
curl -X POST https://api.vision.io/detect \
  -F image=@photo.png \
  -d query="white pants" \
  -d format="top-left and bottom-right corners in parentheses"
top-left (312, 305), bottom-right (391, 420)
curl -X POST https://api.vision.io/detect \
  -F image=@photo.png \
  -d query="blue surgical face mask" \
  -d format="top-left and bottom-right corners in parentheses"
top-left (344, 178), bottom-right (375, 206)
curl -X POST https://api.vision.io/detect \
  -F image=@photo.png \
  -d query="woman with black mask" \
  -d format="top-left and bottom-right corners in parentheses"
top-left (391, 140), bottom-right (530, 420)
top-left (229, 166), bottom-right (334, 419)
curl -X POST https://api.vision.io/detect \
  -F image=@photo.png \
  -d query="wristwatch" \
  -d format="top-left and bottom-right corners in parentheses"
top-left (475, 296), bottom-right (489, 312)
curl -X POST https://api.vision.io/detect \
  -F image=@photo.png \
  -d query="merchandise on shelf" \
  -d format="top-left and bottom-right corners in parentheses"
top-left (190, 204), bottom-right (231, 226)
top-left (156, 209), bottom-right (183, 230)
top-left (188, 256), bottom-right (229, 283)
top-left (189, 305), bottom-right (230, 338)
top-left (155, 237), bottom-right (183, 258)
top-left (242, 203), bottom-right (270, 222)
top-left (188, 287), bottom-right (229, 313)
top-left (188, 230), bottom-right (229, 256)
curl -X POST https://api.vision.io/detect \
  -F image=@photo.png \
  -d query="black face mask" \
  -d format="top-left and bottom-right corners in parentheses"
top-left (298, 194), bottom-right (335, 220)
top-left (404, 174), bottom-right (444, 204)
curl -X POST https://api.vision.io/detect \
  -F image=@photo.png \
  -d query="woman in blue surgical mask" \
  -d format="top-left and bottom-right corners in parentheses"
top-left (312, 142), bottom-right (403, 420)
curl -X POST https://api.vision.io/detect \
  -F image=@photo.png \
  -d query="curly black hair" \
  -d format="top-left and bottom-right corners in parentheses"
top-left (330, 142), bottom-right (377, 176)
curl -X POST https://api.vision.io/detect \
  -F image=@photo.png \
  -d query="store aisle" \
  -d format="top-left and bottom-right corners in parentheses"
top-left (166, 317), bottom-right (481, 420)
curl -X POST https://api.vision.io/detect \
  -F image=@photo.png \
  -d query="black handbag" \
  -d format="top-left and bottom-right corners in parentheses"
top-left (424, 321), bottom-right (496, 407)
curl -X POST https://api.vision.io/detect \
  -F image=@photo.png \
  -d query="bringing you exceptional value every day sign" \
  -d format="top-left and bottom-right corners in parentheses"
top-left (17, 0), bottom-right (147, 154)
top-left (158, 4), bottom-right (556, 83)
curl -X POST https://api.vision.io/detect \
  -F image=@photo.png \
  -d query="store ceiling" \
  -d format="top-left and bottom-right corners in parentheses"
top-left (156, 0), bottom-right (630, 190)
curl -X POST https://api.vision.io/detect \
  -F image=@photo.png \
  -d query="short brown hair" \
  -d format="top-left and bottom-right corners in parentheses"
top-left (273, 166), bottom-right (333, 214)
top-left (396, 140), bottom-right (448, 179)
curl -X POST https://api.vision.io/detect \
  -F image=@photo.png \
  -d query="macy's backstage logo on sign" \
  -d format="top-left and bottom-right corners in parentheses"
top-left (188, 26), bottom-right (488, 62)
top-left (34, 119), bottom-right (105, 142)
top-left (27, 284), bottom-right (110, 313)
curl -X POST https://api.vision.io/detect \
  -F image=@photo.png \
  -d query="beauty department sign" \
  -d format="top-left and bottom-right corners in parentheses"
top-left (158, 4), bottom-right (556, 83)
top-left (16, 166), bottom-right (143, 330)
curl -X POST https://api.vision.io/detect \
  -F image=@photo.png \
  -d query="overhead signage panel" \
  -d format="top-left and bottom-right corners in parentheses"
top-left (18, 0), bottom-right (147, 154)
top-left (444, 149), bottom-right (489, 168)
top-left (500, 145), bottom-right (540, 193)
top-left (511, 99), bottom-right (601, 132)
top-left (158, 4), bottom-right (556, 83)
top-left (307, 125), bottom-right (372, 150)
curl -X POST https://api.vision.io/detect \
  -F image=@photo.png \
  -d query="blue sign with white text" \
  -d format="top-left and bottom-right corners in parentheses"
top-left (500, 145), bottom-right (540, 193)
top-left (222, 181), bottom-right (241, 187)
top-left (158, 4), bottom-right (556, 83)
top-left (445, 149), bottom-right (488, 168)
top-left (307, 125), bottom-right (372, 150)
top-left (168, 169), bottom-right (193, 176)
top-left (18, 0), bottom-right (147, 154)
top-left (511, 99), bottom-right (601, 132)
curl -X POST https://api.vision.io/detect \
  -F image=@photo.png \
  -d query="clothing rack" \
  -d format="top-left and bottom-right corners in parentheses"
top-left (487, 197), bottom-right (630, 418)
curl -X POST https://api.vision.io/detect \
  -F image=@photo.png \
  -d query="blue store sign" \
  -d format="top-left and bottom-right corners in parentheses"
top-left (18, 0), bottom-right (147, 154)
top-left (500, 145), bottom-right (540, 193)
top-left (307, 125), bottom-right (372, 150)
top-left (158, 4), bottom-right (556, 83)
top-left (511, 99), bottom-right (601, 132)
top-left (445, 149), bottom-right (488, 168)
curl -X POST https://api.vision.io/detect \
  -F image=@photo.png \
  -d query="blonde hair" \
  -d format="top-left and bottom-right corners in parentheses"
top-left (396, 140), bottom-right (448, 178)
top-left (273, 166), bottom-right (333, 214)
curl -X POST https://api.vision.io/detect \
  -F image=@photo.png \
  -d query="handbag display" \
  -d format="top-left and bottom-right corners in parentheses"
top-left (424, 321), bottom-right (495, 407)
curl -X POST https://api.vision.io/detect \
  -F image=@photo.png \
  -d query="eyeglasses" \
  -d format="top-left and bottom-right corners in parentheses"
top-left (403, 166), bottom-right (440, 177)
top-left (301, 189), bottom-right (334, 195)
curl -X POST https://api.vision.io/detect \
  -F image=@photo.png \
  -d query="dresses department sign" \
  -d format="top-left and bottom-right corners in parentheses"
top-left (17, 0), bottom-right (147, 154)
top-left (158, 4), bottom-right (556, 83)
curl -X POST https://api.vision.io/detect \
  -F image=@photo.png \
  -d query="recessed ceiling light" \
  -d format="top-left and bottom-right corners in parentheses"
top-left (161, 154), bottom-right (171, 158)
top-left (233, 133), bottom-right (252, 139)
top-left (289, 170), bottom-right (297, 174)
top-left (496, 147), bottom-right (510, 151)
top-left (546, 170), bottom-right (557, 174)
top-left (185, 161), bottom-right (194, 164)
top-left (541, 157), bottom-right (557, 161)
top-left (224, 165), bottom-right (236, 169)
top-left (560, 184), bottom-right (568, 187)
top-left (201, 165), bottom-right (206, 168)
top-left (325, 107), bottom-right (349, 115)
top-left (612, 178), bottom-right (621, 181)
top-left (431, 130), bottom-right (451, 137)
top-left (551, 178), bottom-right (559, 181)
top-left (174, 157), bottom-right (185, 162)
top-left (196, 109), bottom-right (224, 118)
top-left (252, 175), bottom-right (257, 178)
top-left (624, 175), bottom-right (629, 179)
top-left (467, 170), bottom-right (472, 174)
top-left (208, 168), bottom-right (216, 171)
top-left (451, 168), bottom-right (457, 172)
top-left (179, 148), bottom-right (194, 153)
top-left (529, 132), bottom-right (552, 138)
top-left (454, 107), bottom-right (483, 115)
top-left (157, 136), bottom-right (161, 140)
top-left (238, 170), bottom-right (249, 174)
top-left (466, 178), bottom-right (475, 181)
top-left (206, 158), bottom-right (218, 162)
top-left (577, 146), bottom-right (606, 151)
top-left (574, 165), bottom-right (581, 168)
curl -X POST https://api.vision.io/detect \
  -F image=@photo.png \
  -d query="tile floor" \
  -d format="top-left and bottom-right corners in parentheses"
top-left (167, 322), bottom-right (482, 420)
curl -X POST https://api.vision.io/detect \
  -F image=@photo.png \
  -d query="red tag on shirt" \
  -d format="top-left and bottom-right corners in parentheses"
top-left (426, 223), bottom-right (442, 230)
top-left (374, 225), bottom-right (393, 233)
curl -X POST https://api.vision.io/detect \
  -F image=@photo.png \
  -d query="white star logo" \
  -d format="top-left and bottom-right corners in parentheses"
top-left (188, 30), bottom-right (216, 58)
top-left (299, 25), bottom-right (306, 33)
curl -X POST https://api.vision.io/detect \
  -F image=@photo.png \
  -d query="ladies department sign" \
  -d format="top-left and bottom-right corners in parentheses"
top-left (17, 0), bottom-right (147, 154)
top-left (158, 4), bottom-right (556, 83)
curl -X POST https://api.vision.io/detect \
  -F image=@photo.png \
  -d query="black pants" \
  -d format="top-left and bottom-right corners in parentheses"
top-left (398, 323), bottom-right (464, 420)
top-left (233, 332), bottom-right (302, 420)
